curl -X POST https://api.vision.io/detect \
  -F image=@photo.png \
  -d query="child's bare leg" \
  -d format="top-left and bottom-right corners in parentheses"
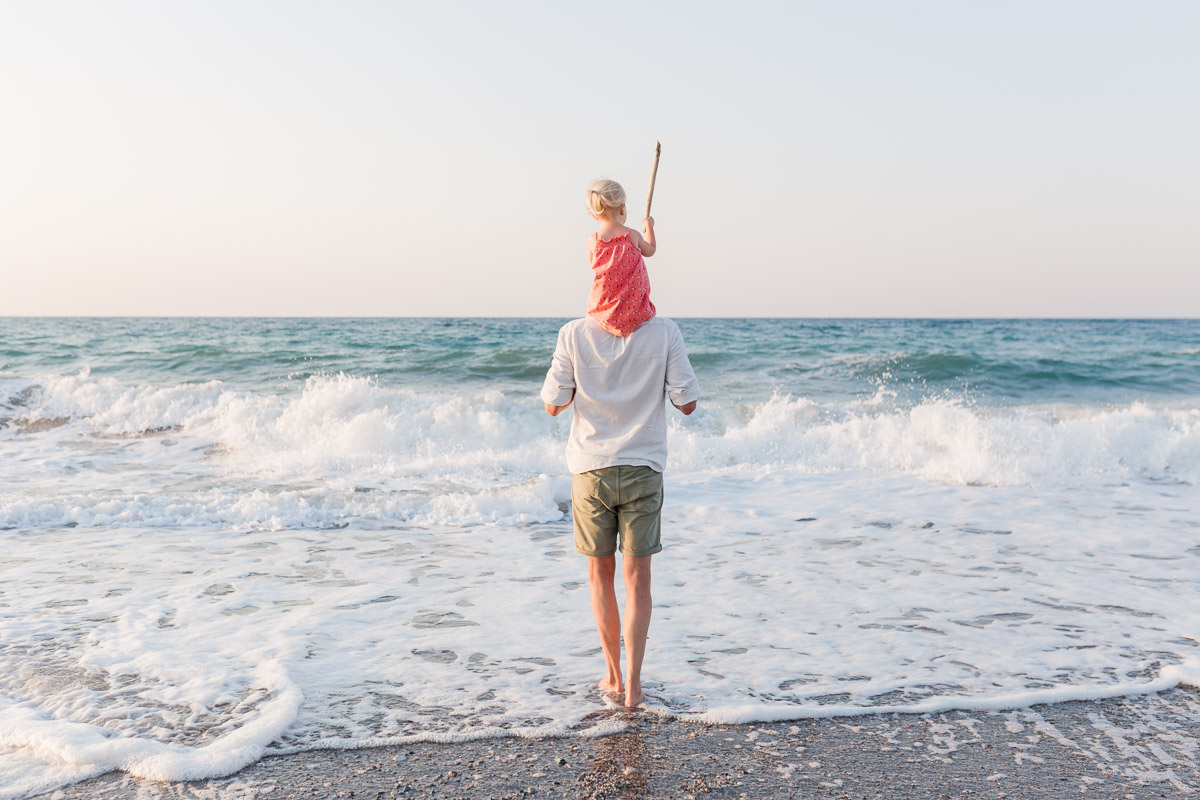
top-left (621, 555), bottom-right (653, 707)
top-left (588, 555), bottom-right (623, 694)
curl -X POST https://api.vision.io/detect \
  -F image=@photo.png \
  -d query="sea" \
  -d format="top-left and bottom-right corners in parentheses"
top-left (1, 317), bottom-right (1198, 796)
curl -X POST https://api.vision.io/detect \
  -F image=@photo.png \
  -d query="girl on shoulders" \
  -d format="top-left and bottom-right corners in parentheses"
top-left (585, 178), bottom-right (657, 337)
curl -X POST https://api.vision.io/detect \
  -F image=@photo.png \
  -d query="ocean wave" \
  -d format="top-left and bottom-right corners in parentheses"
top-left (4, 371), bottom-right (563, 469)
top-left (3, 374), bottom-right (1197, 519)
top-left (673, 394), bottom-right (1200, 486)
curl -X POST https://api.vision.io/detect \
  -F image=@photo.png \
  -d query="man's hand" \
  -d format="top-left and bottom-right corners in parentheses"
top-left (674, 400), bottom-right (697, 415)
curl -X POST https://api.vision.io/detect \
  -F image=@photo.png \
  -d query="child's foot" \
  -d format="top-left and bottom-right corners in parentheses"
top-left (624, 686), bottom-right (645, 709)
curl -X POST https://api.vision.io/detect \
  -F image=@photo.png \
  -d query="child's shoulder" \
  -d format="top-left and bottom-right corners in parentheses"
top-left (594, 226), bottom-right (632, 245)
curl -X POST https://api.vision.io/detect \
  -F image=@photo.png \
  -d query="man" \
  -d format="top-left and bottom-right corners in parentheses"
top-left (541, 315), bottom-right (699, 708)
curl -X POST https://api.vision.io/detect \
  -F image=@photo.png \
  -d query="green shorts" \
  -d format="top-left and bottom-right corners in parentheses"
top-left (571, 465), bottom-right (664, 558)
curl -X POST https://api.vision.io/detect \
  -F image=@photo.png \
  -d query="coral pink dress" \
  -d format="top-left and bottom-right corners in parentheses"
top-left (587, 230), bottom-right (656, 337)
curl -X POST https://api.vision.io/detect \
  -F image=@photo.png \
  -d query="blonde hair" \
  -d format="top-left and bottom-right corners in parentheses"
top-left (587, 178), bottom-right (626, 218)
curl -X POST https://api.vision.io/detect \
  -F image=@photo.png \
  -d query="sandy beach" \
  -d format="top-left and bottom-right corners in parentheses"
top-left (35, 687), bottom-right (1199, 799)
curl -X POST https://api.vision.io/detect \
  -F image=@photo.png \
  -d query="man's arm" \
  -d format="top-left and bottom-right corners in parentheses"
top-left (674, 399), bottom-right (697, 415)
top-left (665, 322), bottom-right (700, 413)
top-left (540, 326), bottom-right (577, 415)
top-left (545, 391), bottom-right (575, 416)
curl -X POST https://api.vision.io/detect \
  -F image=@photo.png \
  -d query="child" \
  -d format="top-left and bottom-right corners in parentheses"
top-left (586, 178), bottom-right (657, 336)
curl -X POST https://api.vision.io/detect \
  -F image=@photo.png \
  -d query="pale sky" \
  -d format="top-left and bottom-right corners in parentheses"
top-left (2, 1), bottom-right (1197, 317)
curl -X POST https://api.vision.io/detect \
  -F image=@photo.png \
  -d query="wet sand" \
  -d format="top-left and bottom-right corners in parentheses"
top-left (37, 688), bottom-right (1200, 799)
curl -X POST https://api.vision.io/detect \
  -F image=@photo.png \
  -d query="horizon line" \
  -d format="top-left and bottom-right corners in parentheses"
top-left (1, 314), bottom-right (1197, 322)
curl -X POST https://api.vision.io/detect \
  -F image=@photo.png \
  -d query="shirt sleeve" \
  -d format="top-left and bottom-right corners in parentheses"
top-left (665, 323), bottom-right (700, 407)
top-left (540, 324), bottom-right (577, 406)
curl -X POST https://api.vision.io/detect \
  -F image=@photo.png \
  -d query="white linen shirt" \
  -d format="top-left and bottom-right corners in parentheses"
top-left (540, 316), bottom-right (700, 474)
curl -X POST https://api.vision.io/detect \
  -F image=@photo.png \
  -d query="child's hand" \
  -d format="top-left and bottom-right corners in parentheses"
top-left (642, 216), bottom-right (654, 234)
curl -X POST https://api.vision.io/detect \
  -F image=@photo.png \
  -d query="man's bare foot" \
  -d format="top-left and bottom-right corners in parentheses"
top-left (598, 678), bottom-right (623, 697)
top-left (624, 685), bottom-right (645, 709)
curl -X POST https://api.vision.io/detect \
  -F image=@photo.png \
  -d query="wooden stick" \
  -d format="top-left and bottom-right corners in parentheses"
top-left (644, 140), bottom-right (661, 219)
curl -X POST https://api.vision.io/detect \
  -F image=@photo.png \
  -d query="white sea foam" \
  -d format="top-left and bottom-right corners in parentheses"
top-left (2, 373), bottom-right (1197, 533)
top-left (673, 394), bottom-right (1200, 486)
top-left (2, 372), bottom-right (1199, 796)
top-left (0, 662), bottom-right (300, 782)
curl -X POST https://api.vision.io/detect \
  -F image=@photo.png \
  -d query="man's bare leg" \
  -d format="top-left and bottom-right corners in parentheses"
top-left (622, 555), bottom-right (653, 708)
top-left (588, 555), bottom-right (623, 696)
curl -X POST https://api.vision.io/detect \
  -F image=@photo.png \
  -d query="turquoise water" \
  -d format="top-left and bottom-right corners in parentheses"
top-left (3, 317), bottom-right (1197, 403)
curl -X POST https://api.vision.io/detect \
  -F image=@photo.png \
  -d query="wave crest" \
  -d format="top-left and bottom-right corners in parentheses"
top-left (673, 394), bottom-right (1200, 486)
top-left (3, 373), bottom-right (1197, 531)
